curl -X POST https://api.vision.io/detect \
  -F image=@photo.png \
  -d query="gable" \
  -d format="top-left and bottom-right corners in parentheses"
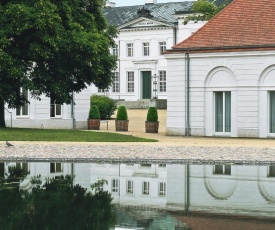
top-left (118, 17), bottom-right (175, 30)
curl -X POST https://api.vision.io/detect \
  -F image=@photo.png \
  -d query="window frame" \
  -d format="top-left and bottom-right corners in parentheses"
top-left (142, 181), bottom-right (150, 195)
top-left (159, 42), bottom-right (166, 55)
top-left (268, 165), bottom-right (275, 177)
top-left (127, 71), bottom-right (135, 93)
top-left (127, 43), bottom-right (133, 57)
top-left (16, 87), bottom-right (29, 117)
top-left (126, 180), bottom-right (134, 194)
top-left (159, 70), bottom-right (166, 93)
top-left (50, 163), bottom-right (63, 173)
top-left (158, 182), bottom-right (166, 196)
top-left (50, 98), bottom-right (62, 118)
top-left (111, 179), bottom-right (119, 193)
top-left (112, 44), bottom-right (118, 56)
top-left (269, 91), bottom-right (275, 134)
top-left (213, 165), bottom-right (231, 175)
top-left (112, 72), bottom-right (120, 93)
top-left (143, 42), bottom-right (150, 56)
top-left (215, 91), bottom-right (231, 133)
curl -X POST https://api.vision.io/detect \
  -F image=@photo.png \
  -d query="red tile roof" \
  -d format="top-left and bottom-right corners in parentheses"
top-left (170, 0), bottom-right (275, 53)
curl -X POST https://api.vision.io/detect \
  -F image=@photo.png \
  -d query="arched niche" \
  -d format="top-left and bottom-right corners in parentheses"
top-left (259, 65), bottom-right (275, 87)
top-left (205, 67), bottom-right (237, 88)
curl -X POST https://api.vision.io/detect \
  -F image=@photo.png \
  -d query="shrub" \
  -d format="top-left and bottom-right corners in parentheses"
top-left (146, 107), bottom-right (158, 122)
top-left (116, 106), bottom-right (128, 120)
top-left (88, 105), bottom-right (100, 119)
top-left (90, 95), bottom-right (116, 120)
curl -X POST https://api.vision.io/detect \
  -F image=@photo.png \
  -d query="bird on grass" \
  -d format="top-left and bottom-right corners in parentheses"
top-left (6, 141), bottom-right (14, 147)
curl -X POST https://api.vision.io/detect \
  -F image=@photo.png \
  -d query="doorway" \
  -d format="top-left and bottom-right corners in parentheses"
top-left (142, 71), bottom-right (151, 99)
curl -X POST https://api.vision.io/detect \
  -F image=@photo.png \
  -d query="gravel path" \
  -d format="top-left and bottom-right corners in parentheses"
top-left (1, 109), bottom-right (275, 164)
top-left (1, 142), bottom-right (275, 165)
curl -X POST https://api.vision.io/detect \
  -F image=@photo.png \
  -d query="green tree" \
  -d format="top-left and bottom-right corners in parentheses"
top-left (184, 0), bottom-right (230, 25)
top-left (0, 0), bottom-right (117, 127)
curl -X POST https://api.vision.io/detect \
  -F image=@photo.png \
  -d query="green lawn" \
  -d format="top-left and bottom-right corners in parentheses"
top-left (0, 128), bottom-right (157, 142)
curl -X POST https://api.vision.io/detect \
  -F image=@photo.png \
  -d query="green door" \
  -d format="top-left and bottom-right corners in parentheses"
top-left (0, 163), bottom-right (4, 177)
top-left (142, 71), bottom-right (151, 99)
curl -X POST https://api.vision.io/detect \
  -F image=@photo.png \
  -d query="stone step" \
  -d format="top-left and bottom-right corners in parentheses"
top-left (116, 99), bottom-right (167, 109)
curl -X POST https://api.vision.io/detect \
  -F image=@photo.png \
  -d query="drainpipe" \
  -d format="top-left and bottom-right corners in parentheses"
top-left (185, 52), bottom-right (191, 136)
top-left (71, 163), bottom-right (74, 186)
top-left (185, 163), bottom-right (190, 213)
top-left (71, 91), bottom-right (75, 129)
top-left (118, 40), bottom-right (121, 100)
top-left (173, 27), bottom-right (177, 46)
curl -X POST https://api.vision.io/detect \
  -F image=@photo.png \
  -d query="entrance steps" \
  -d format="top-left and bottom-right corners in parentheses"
top-left (116, 99), bottom-right (167, 109)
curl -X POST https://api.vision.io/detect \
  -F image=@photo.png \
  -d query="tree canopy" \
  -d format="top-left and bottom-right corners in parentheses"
top-left (183, 0), bottom-right (229, 25)
top-left (0, 0), bottom-right (117, 127)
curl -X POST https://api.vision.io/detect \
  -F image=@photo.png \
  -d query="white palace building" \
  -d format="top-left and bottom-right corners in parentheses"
top-left (4, 0), bottom-right (229, 130)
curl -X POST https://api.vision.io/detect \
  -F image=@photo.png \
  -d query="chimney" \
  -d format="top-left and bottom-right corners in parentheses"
top-left (105, 0), bottom-right (116, 7)
top-left (145, 0), bottom-right (157, 4)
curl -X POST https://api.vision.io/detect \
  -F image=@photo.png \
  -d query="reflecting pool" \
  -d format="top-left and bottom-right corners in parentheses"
top-left (1, 162), bottom-right (275, 229)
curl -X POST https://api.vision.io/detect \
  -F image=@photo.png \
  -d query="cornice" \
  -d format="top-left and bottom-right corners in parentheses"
top-left (120, 26), bottom-right (175, 32)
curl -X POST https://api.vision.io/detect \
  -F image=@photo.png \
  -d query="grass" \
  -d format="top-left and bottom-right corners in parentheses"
top-left (0, 128), bottom-right (157, 142)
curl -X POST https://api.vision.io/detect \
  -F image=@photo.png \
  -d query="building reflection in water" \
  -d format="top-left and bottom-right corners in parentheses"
top-left (1, 161), bottom-right (275, 229)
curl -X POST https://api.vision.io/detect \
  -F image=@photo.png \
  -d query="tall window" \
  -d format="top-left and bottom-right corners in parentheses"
top-left (0, 163), bottom-right (4, 178)
top-left (140, 164), bottom-right (151, 167)
top-left (50, 98), bottom-right (62, 118)
top-left (158, 164), bottom-right (166, 168)
top-left (159, 42), bottom-right (166, 55)
top-left (16, 87), bottom-right (29, 116)
top-left (142, 181), bottom-right (150, 195)
top-left (16, 162), bottom-right (29, 175)
top-left (112, 72), bottom-right (119, 92)
top-left (213, 165), bottom-right (231, 175)
top-left (97, 179), bottom-right (104, 192)
top-left (268, 166), bottom-right (275, 177)
top-left (270, 92), bottom-right (275, 133)
top-left (215, 92), bottom-right (231, 133)
top-left (50, 163), bottom-right (63, 173)
top-left (159, 71), bottom-right (166, 92)
top-left (126, 180), bottom-right (133, 194)
top-left (127, 71), bottom-right (135, 92)
top-left (159, 182), bottom-right (166, 196)
top-left (112, 179), bottom-right (119, 193)
top-left (112, 44), bottom-right (118, 56)
top-left (127, 43), bottom-right (133, 57)
top-left (143, 42), bottom-right (150, 56)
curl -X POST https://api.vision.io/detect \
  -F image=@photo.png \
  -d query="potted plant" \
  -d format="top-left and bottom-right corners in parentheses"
top-left (115, 105), bottom-right (128, 131)
top-left (87, 105), bottom-right (101, 130)
top-left (145, 107), bottom-right (159, 133)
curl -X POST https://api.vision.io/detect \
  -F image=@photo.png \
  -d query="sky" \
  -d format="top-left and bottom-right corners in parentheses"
top-left (113, 0), bottom-right (191, 7)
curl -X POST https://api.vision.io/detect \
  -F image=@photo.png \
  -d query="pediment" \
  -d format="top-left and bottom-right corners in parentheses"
top-left (118, 17), bottom-right (174, 30)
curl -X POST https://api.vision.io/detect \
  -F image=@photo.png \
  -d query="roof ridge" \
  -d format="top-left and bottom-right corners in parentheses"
top-left (173, 0), bottom-right (237, 49)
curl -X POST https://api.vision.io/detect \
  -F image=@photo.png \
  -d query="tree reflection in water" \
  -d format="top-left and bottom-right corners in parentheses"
top-left (0, 168), bottom-right (115, 230)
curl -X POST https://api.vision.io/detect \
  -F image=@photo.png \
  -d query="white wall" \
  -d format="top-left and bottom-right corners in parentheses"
top-left (165, 51), bottom-right (275, 138)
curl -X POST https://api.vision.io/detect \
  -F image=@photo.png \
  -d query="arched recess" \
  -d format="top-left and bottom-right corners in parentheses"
top-left (205, 67), bottom-right (237, 88)
top-left (259, 65), bottom-right (275, 87)
top-left (203, 165), bottom-right (237, 200)
top-left (204, 66), bottom-right (238, 137)
top-left (258, 65), bottom-right (275, 138)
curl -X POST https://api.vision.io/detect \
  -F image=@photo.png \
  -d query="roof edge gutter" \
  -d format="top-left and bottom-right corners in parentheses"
top-left (169, 44), bottom-right (275, 52)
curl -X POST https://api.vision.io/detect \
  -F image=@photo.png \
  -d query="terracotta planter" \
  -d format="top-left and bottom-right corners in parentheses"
top-left (115, 119), bottom-right (129, 131)
top-left (145, 121), bottom-right (159, 133)
top-left (87, 119), bottom-right (100, 130)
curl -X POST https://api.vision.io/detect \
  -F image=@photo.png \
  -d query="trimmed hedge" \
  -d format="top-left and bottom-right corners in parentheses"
top-left (116, 106), bottom-right (128, 120)
top-left (90, 95), bottom-right (116, 120)
top-left (146, 107), bottom-right (158, 122)
top-left (88, 105), bottom-right (100, 119)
